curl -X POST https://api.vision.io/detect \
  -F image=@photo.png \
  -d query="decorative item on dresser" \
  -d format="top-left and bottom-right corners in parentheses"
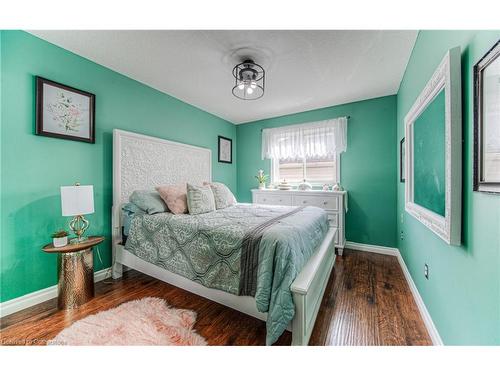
top-left (332, 182), bottom-right (344, 191)
top-left (42, 236), bottom-right (104, 310)
top-left (277, 179), bottom-right (292, 190)
top-left (252, 189), bottom-right (347, 255)
top-left (298, 179), bottom-right (313, 191)
top-left (255, 169), bottom-right (268, 189)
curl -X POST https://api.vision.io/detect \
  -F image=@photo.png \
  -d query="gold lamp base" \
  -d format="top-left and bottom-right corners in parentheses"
top-left (69, 215), bottom-right (90, 243)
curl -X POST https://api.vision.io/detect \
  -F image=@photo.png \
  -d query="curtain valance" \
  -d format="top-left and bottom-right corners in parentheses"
top-left (261, 116), bottom-right (348, 160)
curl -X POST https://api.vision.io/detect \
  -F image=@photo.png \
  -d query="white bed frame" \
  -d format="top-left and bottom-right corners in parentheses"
top-left (111, 129), bottom-right (336, 345)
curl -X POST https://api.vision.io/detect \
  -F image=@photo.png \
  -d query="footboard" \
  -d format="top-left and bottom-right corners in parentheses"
top-left (290, 228), bottom-right (336, 345)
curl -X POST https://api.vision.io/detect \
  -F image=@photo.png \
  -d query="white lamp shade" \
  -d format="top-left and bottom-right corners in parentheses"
top-left (61, 185), bottom-right (95, 216)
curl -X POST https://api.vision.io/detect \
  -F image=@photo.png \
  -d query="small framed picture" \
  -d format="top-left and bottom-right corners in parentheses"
top-left (474, 40), bottom-right (500, 193)
top-left (36, 76), bottom-right (95, 143)
top-left (400, 137), bottom-right (406, 183)
top-left (218, 136), bottom-right (232, 164)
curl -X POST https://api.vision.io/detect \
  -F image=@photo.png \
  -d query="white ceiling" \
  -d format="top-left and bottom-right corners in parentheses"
top-left (29, 30), bottom-right (417, 124)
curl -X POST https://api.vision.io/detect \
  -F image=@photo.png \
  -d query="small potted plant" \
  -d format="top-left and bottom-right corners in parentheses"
top-left (255, 169), bottom-right (269, 190)
top-left (52, 229), bottom-right (69, 248)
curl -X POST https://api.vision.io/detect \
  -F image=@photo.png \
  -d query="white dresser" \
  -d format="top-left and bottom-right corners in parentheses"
top-left (251, 189), bottom-right (346, 255)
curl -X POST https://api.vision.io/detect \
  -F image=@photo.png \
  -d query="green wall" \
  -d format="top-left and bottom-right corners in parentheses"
top-left (237, 95), bottom-right (398, 248)
top-left (0, 31), bottom-right (237, 302)
top-left (397, 31), bottom-right (500, 344)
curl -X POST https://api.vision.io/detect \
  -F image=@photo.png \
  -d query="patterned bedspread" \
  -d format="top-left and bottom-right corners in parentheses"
top-left (125, 203), bottom-right (328, 344)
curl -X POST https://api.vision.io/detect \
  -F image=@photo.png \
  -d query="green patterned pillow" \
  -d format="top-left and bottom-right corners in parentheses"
top-left (204, 182), bottom-right (237, 209)
top-left (186, 183), bottom-right (216, 215)
top-left (129, 190), bottom-right (168, 214)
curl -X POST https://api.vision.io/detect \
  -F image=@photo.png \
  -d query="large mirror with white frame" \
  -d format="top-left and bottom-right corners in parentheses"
top-left (405, 47), bottom-right (462, 245)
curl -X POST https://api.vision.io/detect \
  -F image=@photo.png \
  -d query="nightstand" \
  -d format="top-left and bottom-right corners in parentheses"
top-left (43, 236), bottom-right (104, 310)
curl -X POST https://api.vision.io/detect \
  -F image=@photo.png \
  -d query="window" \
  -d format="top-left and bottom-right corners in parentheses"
top-left (262, 116), bottom-right (347, 186)
top-left (272, 155), bottom-right (339, 186)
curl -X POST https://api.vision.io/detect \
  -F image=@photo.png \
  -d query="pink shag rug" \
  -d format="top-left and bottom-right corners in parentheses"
top-left (48, 297), bottom-right (207, 345)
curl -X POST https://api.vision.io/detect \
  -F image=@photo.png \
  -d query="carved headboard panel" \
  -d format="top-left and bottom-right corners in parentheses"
top-left (112, 129), bottom-right (212, 208)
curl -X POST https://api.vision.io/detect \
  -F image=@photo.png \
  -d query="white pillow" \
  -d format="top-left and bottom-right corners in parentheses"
top-left (203, 182), bottom-right (237, 210)
top-left (187, 183), bottom-right (216, 215)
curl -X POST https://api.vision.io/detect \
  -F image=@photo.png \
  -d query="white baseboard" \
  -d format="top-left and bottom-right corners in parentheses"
top-left (345, 241), bottom-right (399, 256)
top-left (396, 253), bottom-right (443, 345)
top-left (0, 267), bottom-right (112, 318)
top-left (345, 240), bottom-right (443, 345)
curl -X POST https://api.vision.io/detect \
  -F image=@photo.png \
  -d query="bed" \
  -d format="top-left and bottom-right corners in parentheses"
top-left (111, 129), bottom-right (336, 345)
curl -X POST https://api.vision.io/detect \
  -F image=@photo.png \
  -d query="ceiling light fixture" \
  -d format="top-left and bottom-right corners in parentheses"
top-left (232, 59), bottom-right (265, 100)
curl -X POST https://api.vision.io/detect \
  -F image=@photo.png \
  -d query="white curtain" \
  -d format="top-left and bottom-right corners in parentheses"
top-left (261, 117), bottom-right (348, 160)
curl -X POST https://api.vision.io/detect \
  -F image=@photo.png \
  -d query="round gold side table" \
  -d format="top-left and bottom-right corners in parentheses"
top-left (43, 236), bottom-right (105, 310)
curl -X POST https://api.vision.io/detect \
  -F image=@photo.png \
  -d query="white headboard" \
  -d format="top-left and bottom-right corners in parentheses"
top-left (112, 129), bottom-right (212, 209)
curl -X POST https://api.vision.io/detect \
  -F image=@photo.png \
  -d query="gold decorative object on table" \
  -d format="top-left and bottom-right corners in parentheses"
top-left (60, 183), bottom-right (94, 243)
top-left (43, 236), bottom-right (104, 310)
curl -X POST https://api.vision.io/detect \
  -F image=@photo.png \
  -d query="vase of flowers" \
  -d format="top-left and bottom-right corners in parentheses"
top-left (255, 169), bottom-right (268, 190)
top-left (52, 229), bottom-right (69, 248)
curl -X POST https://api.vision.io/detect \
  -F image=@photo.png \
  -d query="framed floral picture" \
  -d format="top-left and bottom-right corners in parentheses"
top-left (36, 76), bottom-right (95, 143)
top-left (474, 40), bottom-right (500, 193)
top-left (218, 135), bottom-right (232, 163)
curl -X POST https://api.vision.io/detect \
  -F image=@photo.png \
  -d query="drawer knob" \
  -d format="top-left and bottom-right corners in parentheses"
top-left (302, 200), bottom-right (307, 204)
top-left (263, 198), bottom-right (266, 201)
top-left (323, 201), bottom-right (327, 205)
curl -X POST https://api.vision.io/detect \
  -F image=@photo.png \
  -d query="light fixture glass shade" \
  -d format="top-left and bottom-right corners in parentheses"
top-left (232, 59), bottom-right (265, 100)
top-left (61, 185), bottom-right (94, 217)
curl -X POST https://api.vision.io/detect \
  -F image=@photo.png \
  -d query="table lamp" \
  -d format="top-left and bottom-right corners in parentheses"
top-left (61, 183), bottom-right (94, 243)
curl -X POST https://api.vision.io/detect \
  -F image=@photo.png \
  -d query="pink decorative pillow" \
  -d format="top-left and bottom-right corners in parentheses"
top-left (156, 184), bottom-right (188, 214)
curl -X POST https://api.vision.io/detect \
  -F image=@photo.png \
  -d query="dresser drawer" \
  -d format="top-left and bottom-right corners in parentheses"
top-left (254, 194), bottom-right (292, 206)
top-left (292, 194), bottom-right (339, 210)
top-left (328, 213), bottom-right (339, 227)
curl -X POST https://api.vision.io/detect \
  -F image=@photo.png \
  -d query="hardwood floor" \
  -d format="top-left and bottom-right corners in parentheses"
top-left (0, 249), bottom-right (432, 346)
